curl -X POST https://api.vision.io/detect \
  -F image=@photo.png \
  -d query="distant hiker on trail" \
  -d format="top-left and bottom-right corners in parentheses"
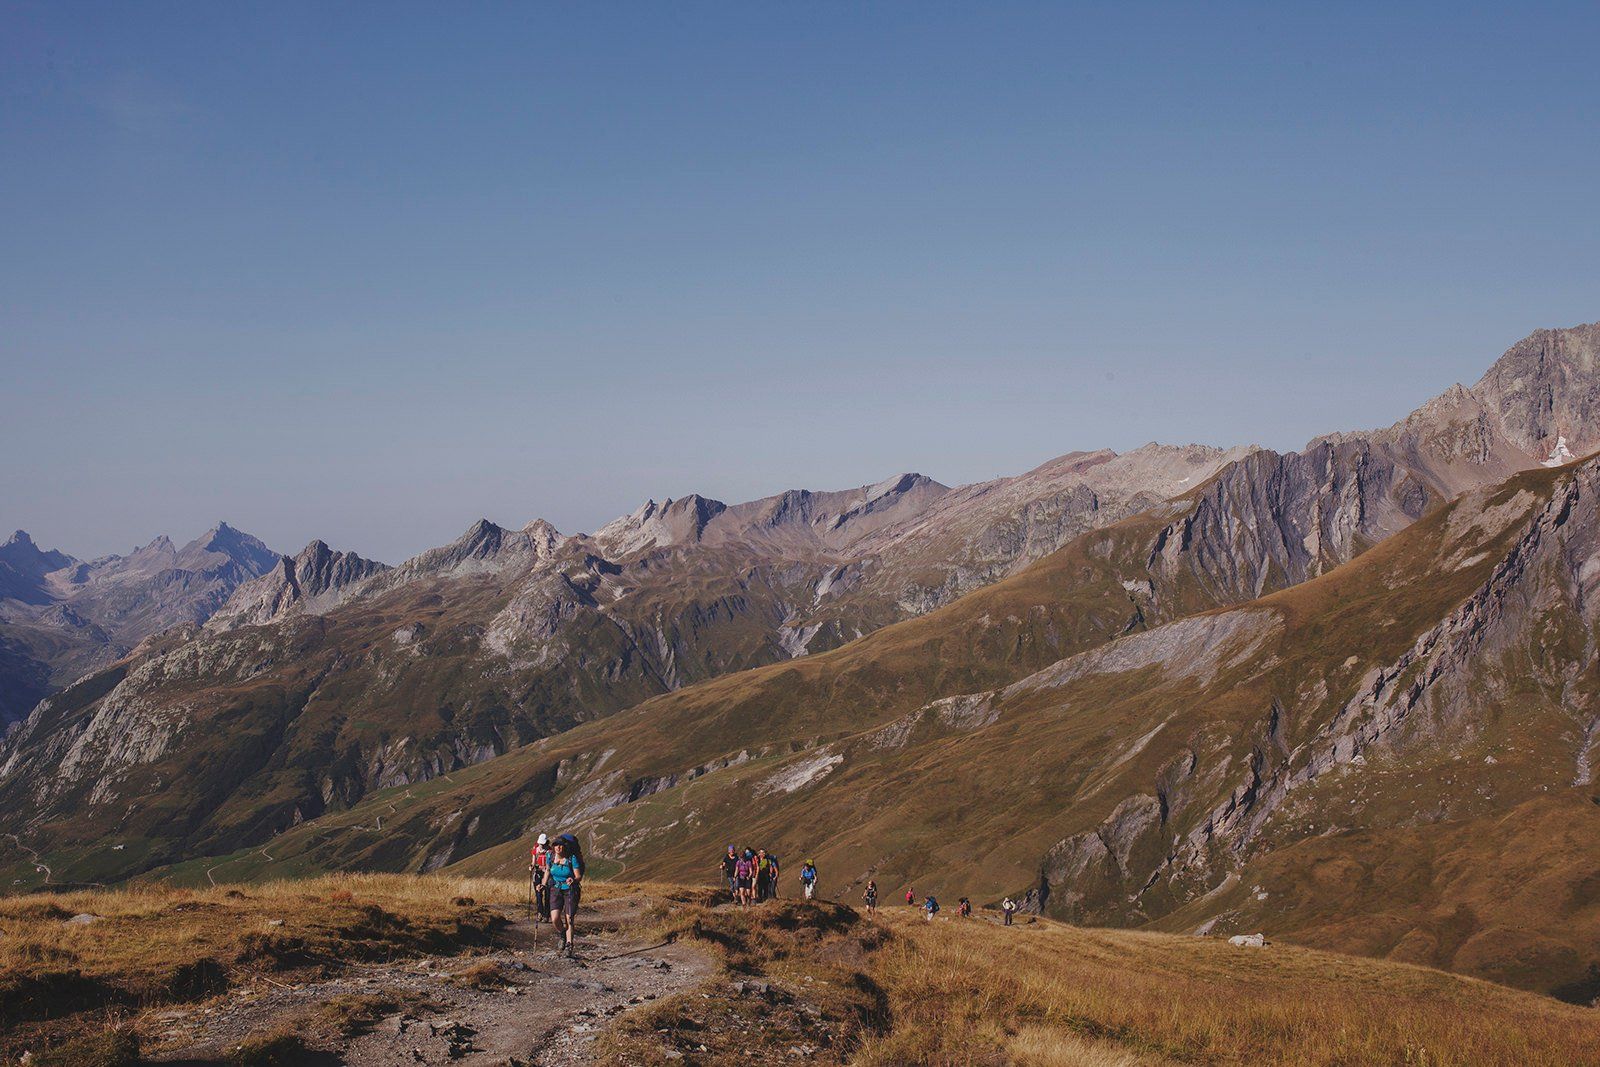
top-left (735, 849), bottom-right (757, 907)
top-left (1002, 897), bottom-right (1016, 927)
top-left (768, 853), bottom-right (781, 897)
top-left (720, 845), bottom-right (739, 901)
top-left (906, 888), bottom-right (915, 907)
top-left (923, 895), bottom-right (939, 922)
top-left (863, 880), bottom-right (878, 916)
top-left (800, 859), bottom-right (818, 900)
top-left (957, 897), bottom-right (971, 919)
top-left (542, 834), bottom-right (585, 957)
top-left (528, 833), bottom-right (553, 921)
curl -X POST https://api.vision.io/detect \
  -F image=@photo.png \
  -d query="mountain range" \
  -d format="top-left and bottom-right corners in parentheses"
top-left (0, 523), bottom-right (279, 725)
top-left (3, 320), bottom-right (1598, 1002)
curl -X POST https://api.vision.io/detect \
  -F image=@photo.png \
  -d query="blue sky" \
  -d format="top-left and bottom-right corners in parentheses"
top-left (3, 3), bottom-right (1597, 562)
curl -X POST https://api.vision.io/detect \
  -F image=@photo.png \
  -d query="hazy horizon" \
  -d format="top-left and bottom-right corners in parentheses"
top-left (5, 4), bottom-right (1597, 562)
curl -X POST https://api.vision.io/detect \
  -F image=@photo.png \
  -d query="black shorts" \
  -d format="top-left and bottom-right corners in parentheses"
top-left (549, 885), bottom-right (580, 917)
top-left (736, 877), bottom-right (753, 890)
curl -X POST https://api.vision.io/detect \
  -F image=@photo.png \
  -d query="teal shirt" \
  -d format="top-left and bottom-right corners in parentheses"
top-left (548, 855), bottom-right (584, 890)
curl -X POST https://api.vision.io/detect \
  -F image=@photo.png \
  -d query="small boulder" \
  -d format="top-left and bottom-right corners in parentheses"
top-left (1228, 932), bottom-right (1269, 948)
top-left (64, 913), bottom-right (100, 925)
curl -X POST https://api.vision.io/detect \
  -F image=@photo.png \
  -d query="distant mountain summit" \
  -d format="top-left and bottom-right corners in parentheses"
top-left (0, 522), bottom-right (279, 724)
top-left (206, 539), bottom-right (389, 631)
top-left (0, 530), bottom-right (75, 604)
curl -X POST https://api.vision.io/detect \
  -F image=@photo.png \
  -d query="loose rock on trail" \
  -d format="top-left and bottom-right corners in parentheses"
top-left (146, 893), bottom-right (711, 1066)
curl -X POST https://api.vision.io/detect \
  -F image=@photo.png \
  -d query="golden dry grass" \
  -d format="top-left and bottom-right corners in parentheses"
top-left (7, 876), bottom-right (1599, 1065)
top-left (0, 873), bottom-right (525, 1059)
top-left (851, 910), bottom-right (1600, 1066)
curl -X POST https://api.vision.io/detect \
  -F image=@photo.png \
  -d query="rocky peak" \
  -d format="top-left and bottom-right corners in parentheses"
top-left (206, 538), bottom-right (388, 631)
top-left (455, 518), bottom-right (507, 558)
top-left (0, 529), bottom-right (76, 603)
top-left (0, 529), bottom-right (72, 569)
top-left (175, 522), bottom-right (280, 577)
top-left (1472, 321), bottom-right (1600, 461)
top-left (594, 494), bottom-right (729, 556)
top-left (367, 516), bottom-right (567, 589)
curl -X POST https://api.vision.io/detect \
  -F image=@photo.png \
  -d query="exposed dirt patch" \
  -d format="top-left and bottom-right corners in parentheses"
top-left (143, 895), bottom-right (712, 1066)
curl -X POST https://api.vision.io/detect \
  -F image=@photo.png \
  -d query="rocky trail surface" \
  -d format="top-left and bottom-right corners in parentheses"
top-left (145, 894), bottom-right (712, 1066)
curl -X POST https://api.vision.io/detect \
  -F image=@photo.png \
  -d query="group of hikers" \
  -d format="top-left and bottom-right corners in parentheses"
top-left (528, 829), bottom-right (1022, 959)
top-left (715, 846), bottom-right (1022, 926)
top-left (866, 886), bottom-right (1021, 924)
top-left (719, 845), bottom-right (821, 904)
top-left (897, 887), bottom-right (1020, 924)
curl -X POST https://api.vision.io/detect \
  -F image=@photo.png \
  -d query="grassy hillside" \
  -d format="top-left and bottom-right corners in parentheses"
top-left (851, 907), bottom-right (1600, 1066)
top-left (4, 877), bottom-right (1595, 1066)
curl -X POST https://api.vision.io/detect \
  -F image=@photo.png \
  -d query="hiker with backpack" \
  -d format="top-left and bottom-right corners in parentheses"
top-left (799, 859), bottom-right (818, 900)
top-left (755, 849), bottom-right (773, 902)
top-left (863, 880), bottom-right (878, 916)
top-left (924, 894), bottom-right (940, 922)
top-left (734, 849), bottom-right (757, 907)
top-left (528, 832), bottom-right (553, 922)
top-left (1002, 897), bottom-right (1016, 926)
top-left (719, 845), bottom-right (739, 902)
top-left (542, 833), bottom-right (585, 957)
top-left (906, 887), bottom-right (915, 907)
top-left (957, 897), bottom-right (972, 919)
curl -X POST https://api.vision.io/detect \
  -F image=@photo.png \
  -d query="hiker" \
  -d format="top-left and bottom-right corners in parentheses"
top-left (1002, 897), bottom-right (1016, 926)
top-left (542, 833), bottom-right (585, 957)
top-left (720, 845), bottom-right (739, 902)
top-left (735, 849), bottom-right (757, 907)
top-left (957, 897), bottom-right (971, 919)
top-left (800, 859), bottom-right (818, 900)
top-left (906, 887), bottom-right (915, 907)
top-left (768, 853), bottom-right (781, 898)
top-left (755, 849), bottom-right (773, 902)
top-left (863, 880), bottom-right (878, 916)
top-left (528, 832), bottom-right (553, 921)
top-left (923, 894), bottom-right (939, 922)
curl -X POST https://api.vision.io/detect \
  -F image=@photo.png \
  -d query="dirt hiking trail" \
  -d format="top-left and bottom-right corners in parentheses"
top-left (147, 893), bottom-right (711, 1066)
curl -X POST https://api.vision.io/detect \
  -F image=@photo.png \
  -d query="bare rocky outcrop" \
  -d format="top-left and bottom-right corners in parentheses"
top-left (207, 539), bottom-right (389, 630)
top-left (1472, 322), bottom-right (1600, 460)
